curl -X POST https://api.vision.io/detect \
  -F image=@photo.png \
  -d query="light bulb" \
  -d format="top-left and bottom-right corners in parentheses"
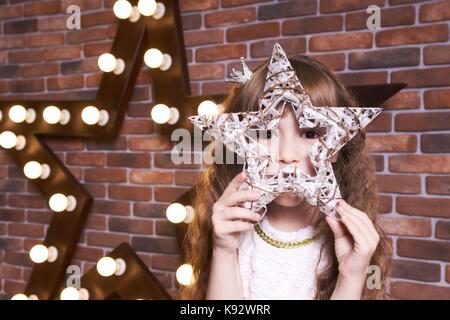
top-left (81, 106), bottom-right (109, 126)
top-left (11, 294), bottom-right (28, 300)
top-left (9, 105), bottom-right (36, 123)
top-left (198, 100), bottom-right (219, 116)
top-left (23, 161), bottom-right (51, 180)
top-left (97, 257), bottom-right (126, 277)
top-left (166, 203), bottom-right (187, 224)
top-left (138, 0), bottom-right (157, 16)
top-left (113, 0), bottom-right (132, 19)
top-left (60, 287), bottom-right (89, 300)
top-left (176, 264), bottom-right (195, 286)
top-left (98, 53), bottom-right (125, 75)
top-left (150, 104), bottom-right (179, 124)
top-left (0, 131), bottom-right (26, 150)
top-left (49, 193), bottom-right (77, 212)
top-left (43, 106), bottom-right (70, 125)
top-left (29, 244), bottom-right (58, 263)
top-left (144, 48), bottom-right (172, 70)
top-left (0, 110), bottom-right (3, 121)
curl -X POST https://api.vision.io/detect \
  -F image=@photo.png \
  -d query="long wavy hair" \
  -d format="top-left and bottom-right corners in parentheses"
top-left (180, 55), bottom-right (391, 300)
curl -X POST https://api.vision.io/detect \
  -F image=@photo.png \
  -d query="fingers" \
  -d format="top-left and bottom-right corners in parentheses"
top-left (338, 200), bottom-right (380, 244)
top-left (220, 220), bottom-right (255, 234)
top-left (325, 216), bottom-right (348, 240)
top-left (220, 189), bottom-right (261, 207)
top-left (221, 207), bottom-right (261, 223)
top-left (222, 171), bottom-right (247, 196)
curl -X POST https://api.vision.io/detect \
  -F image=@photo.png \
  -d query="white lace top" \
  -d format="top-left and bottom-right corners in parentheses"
top-left (237, 214), bottom-right (328, 300)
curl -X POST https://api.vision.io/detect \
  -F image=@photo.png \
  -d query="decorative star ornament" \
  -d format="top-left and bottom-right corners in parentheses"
top-left (190, 43), bottom-right (382, 219)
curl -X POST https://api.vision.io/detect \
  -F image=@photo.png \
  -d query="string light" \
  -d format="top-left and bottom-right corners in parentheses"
top-left (96, 257), bottom-right (126, 277)
top-left (60, 287), bottom-right (89, 300)
top-left (137, 0), bottom-right (165, 19)
top-left (98, 53), bottom-right (125, 75)
top-left (29, 244), bottom-right (58, 264)
top-left (113, 0), bottom-right (140, 22)
top-left (11, 294), bottom-right (38, 300)
top-left (0, 131), bottom-right (26, 150)
top-left (42, 106), bottom-right (70, 125)
top-left (8, 104), bottom-right (36, 124)
top-left (23, 161), bottom-right (51, 180)
top-left (144, 48), bottom-right (172, 71)
top-left (81, 106), bottom-right (109, 126)
top-left (176, 264), bottom-right (195, 286)
top-left (49, 193), bottom-right (77, 212)
top-left (197, 100), bottom-right (219, 116)
top-left (166, 203), bottom-right (195, 224)
top-left (150, 104), bottom-right (179, 124)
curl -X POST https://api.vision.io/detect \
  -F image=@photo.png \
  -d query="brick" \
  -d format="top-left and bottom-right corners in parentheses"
top-left (250, 38), bottom-right (306, 59)
top-left (338, 71), bottom-right (387, 86)
top-left (349, 48), bottom-right (420, 69)
top-left (106, 153), bottom-right (150, 168)
top-left (425, 89), bottom-right (450, 109)
top-left (196, 44), bottom-right (246, 62)
top-left (109, 185), bottom-right (152, 201)
top-left (283, 15), bottom-right (343, 36)
top-left (366, 114), bottom-right (394, 132)
top-left (424, 44), bottom-right (450, 65)
top-left (4, 19), bottom-right (37, 34)
top-left (346, 6), bottom-right (415, 30)
top-left (0, 65), bottom-right (20, 78)
top-left (132, 237), bottom-right (179, 254)
top-left (395, 112), bottom-right (450, 131)
top-left (375, 174), bottom-right (421, 194)
top-left (421, 134), bottom-right (450, 153)
top-left (8, 49), bottom-right (43, 63)
top-left (0, 5), bottom-right (22, 20)
top-left (24, 0), bottom-right (61, 16)
top-left (391, 259), bottom-right (441, 282)
top-left (154, 153), bottom-right (201, 169)
top-left (226, 22), bottom-right (279, 42)
top-left (0, 265), bottom-right (21, 280)
top-left (130, 170), bottom-right (173, 184)
top-left (66, 152), bottom-right (105, 166)
top-left (83, 184), bottom-right (106, 198)
top-left (9, 78), bottom-right (45, 93)
top-left (180, 0), bottom-right (219, 12)
top-left (380, 195), bottom-right (393, 213)
top-left (310, 53), bottom-right (345, 71)
top-left (222, 0), bottom-right (270, 7)
top-left (205, 7), bottom-right (255, 27)
top-left (152, 254), bottom-right (180, 272)
top-left (43, 46), bottom-right (81, 61)
top-left (27, 33), bottom-right (65, 47)
top-left (0, 209), bottom-right (25, 222)
top-left (0, 35), bottom-right (25, 49)
top-left (81, 10), bottom-right (116, 28)
top-left (27, 210), bottom-right (52, 225)
top-left (109, 217), bottom-right (153, 235)
top-left (38, 16), bottom-right (67, 31)
top-left (373, 155), bottom-right (384, 172)
top-left (258, 0), bottom-right (316, 20)
top-left (367, 135), bottom-right (417, 153)
top-left (4, 251), bottom-right (31, 267)
top-left (182, 14), bottom-right (202, 30)
top-left (44, 137), bottom-right (84, 150)
top-left (128, 137), bottom-right (172, 151)
top-left (72, 246), bottom-right (103, 262)
top-left (21, 63), bottom-right (59, 78)
top-left (310, 32), bottom-right (372, 52)
top-left (420, 0), bottom-right (450, 22)
top-left (378, 216), bottom-right (431, 236)
top-left (397, 196), bottom-right (450, 218)
top-left (382, 91), bottom-right (420, 110)
top-left (84, 168), bottom-right (126, 183)
top-left (154, 187), bottom-right (191, 203)
top-left (61, 0), bottom-right (102, 10)
top-left (447, 265), bottom-right (450, 283)
top-left (61, 59), bottom-right (98, 74)
top-left (86, 232), bottom-right (129, 248)
top-left (133, 203), bottom-right (167, 218)
top-left (436, 220), bottom-right (450, 240)
top-left (376, 24), bottom-right (448, 47)
top-left (426, 176), bottom-right (450, 195)
top-left (397, 238), bottom-right (450, 262)
top-left (188, 63), bottom-right (225, 80)
top-left (8, 223), bottom-right (45, 238)
top-left (67, 27), bottom-right (109, 44)
top-left (175, 171), bottom-right (202, 186)
top-left (155, 220), bottom-right (177, 237)
top-left (87, 136), bottom-right (127, 150)
top-left (120, 120), bottom-right (154, 136)
top-left (47, 75), bottom-right (84, 90)
top-left (184, 29), bottom-right (223, 47)
top-left (91, 200), bottom-right (130, 216)
top-left (320, 0), bottom-right (385, 13)
top-left (392, 67), bottom-right (450, 88)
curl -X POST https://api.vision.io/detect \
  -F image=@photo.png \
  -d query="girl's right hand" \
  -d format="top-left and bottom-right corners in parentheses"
top-left (211, 171), bottom-right (262, 254)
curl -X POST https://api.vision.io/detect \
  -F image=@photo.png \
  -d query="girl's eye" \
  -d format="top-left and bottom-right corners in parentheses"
top-left (302, 129), bottom-right (321, 139)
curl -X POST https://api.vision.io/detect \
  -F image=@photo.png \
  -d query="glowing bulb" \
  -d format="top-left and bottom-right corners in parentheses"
top-left (113, 0), bottom-right (132, 19)
top-left (176, 264), bottom-right (195, 286)
top-left (166, 203), bottom-right (194, 224)
top-left (60, 287), bottom-right (89, 300)
top-left (98, 53), bottom-right (125, 75)
top-left (144, 48), bottom-right (172, 70)
top-left (0, 131), bottom-right (26, 150)
top-left (138, 0), bottom-right (157, 16)
top-left (23, 161), bottom-right (51, 180)
top-left (11, 294), bottom-right (28, 300)
top-left (0, 110), bottom-right (3, 121)
top-left (81, 106), bottom-right (109, 126)
top-left (198, 100), bottom-right (218, 116)
top-left (43, 106), bottom-right (70, 125)
top-left (29, 244), bottom-right (58, 263)
top-left (150, 104), bottom-right (179, 124)
top-left (49, 193), bottom-right (77, 212)
top-left (97, 257), bottom-right (126, 277)
top-left (8, 105), bottom-right (36, 123)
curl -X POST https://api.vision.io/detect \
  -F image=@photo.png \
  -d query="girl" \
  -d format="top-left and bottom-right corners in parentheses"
top-left (180, 53), bottom-right (391, 300)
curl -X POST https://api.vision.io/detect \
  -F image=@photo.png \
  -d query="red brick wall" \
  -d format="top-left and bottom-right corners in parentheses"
top-left (0, 0), bottom-right (449, 299)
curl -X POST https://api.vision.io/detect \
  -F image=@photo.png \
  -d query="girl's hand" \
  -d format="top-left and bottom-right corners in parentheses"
top-left (211, 171), bottom-right (262, 254)
top-left (325, 199), bottom-right (380, 280)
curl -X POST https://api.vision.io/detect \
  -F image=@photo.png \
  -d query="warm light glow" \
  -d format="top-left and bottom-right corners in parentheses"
top-left (23, 161), bottom-right (50, 180)
top-left (138, 0), bottom-right (157, 16)
top-left (144, 49), bottom-right (172, 70)
top-left (113, 0), bottom-right (132, 19)
top-left (11, 294), bottom-right (28, 300)
top-left (49, 193), bottom-right (68, 212)
top-left (0, 131), bottom-right (18, 149)
top-left (151, 104), bottom-right (169, 124)
top-left (98, 53), bottom-right (116, 72)
top-left (96, 257), bottom-right (126, 277)
top-left (43, 106), bottom-right (60, 124)
top-left (29, 244), bottom-right (58, 263)
top-left (198, 100), bottom-right (219, 116)
top-left (81, 106), bottom-right (109, 126)
top-left (166, 203), bottom-right (187, 224)
top-left (9, 105), bottom-right (26, 123)
top-left (176, 264), bottom-right (195, 286)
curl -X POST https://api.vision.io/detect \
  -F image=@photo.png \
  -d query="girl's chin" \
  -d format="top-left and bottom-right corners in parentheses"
top-left (273, 193), bottom-right (304, 207)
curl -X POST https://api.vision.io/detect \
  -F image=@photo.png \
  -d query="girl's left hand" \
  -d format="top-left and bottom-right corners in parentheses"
top-left (325, 199), bottom-right (380, 280)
